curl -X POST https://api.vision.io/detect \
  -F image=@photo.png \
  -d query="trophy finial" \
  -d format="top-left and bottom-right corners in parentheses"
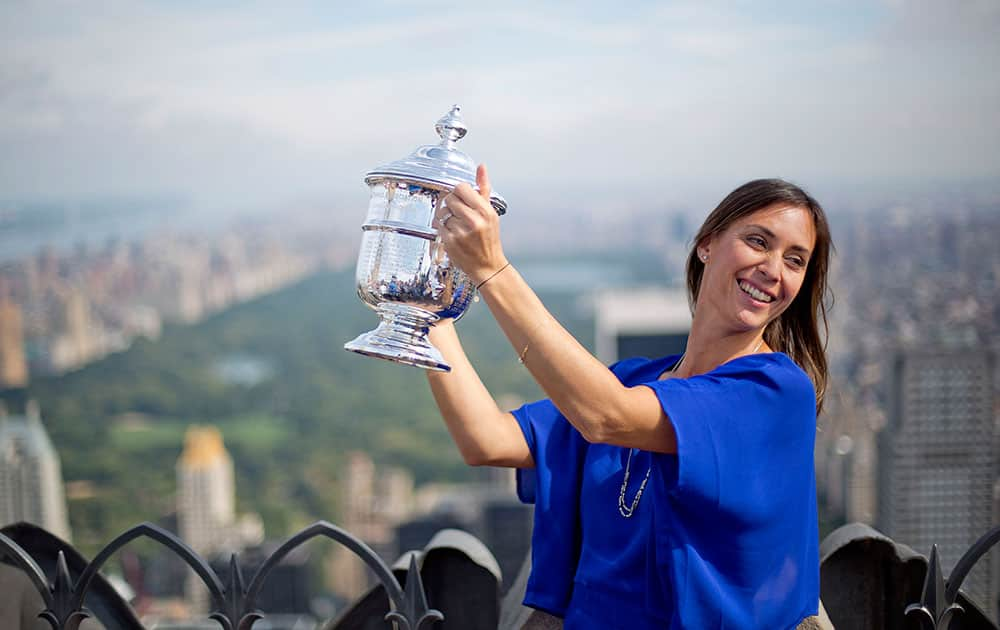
top-left (435, 105), bottom-right (467, 147)
top-left (365, 105), bottom-right (507, 214)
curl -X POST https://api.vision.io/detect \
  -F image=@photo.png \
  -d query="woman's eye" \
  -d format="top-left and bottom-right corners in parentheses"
top-left (747, 236), bottom-right (766, 248)
top-left (787, 256), bottom-right (806, 268)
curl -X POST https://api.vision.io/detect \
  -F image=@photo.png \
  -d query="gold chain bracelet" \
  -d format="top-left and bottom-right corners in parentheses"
top-left (475, 262), bottom-right (511, 291)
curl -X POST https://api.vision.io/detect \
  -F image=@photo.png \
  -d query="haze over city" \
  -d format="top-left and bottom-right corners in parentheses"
top-left (2, 0), bottom-right (999, 219)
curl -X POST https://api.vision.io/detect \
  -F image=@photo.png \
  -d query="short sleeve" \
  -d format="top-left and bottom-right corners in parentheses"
top-left (510, 399), bottom-right (588, 616)
top-left (642, 354), bottom-right (816, 529)
top-left (512, 398), bottom-right (588, 505)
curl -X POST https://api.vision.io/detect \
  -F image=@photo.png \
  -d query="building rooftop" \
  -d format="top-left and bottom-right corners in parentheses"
top-left (177, 426), bottom-right (229, 469)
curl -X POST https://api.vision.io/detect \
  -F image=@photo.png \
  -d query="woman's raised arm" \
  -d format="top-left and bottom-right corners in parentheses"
top-left (437, 166), bottom-right (677, 454)
top-left (426, 319), bottom-right (534, 468)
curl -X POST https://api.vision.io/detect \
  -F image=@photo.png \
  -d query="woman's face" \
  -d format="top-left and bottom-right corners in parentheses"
top-left (696, 203), bottom-right (817, 334)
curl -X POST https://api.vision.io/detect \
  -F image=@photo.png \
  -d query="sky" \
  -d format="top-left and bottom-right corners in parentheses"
top-left (1, 0), bottom-right (999, 218)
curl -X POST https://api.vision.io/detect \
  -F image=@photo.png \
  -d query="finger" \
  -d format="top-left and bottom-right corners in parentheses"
top-left (451, 182), bottom-right (481, 208)
top-left (476, 164), bottom-right (491, 203)
top-left (442, 193), bottom-right (474, 220)
top-left (435, 194), bottom-right (453, 223)
top-left (438, 192), bottom-right (466, 220)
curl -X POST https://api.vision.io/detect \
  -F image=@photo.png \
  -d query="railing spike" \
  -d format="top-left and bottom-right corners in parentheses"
top-left (904, 543), bottom-right (975, 629)
top-left (43, 551), bottom-right (92, 630)
top-left (53, 550), bottom-right (73, 605)
top-left (229, 553), bottom-right (246, 604)
top-left (385, 554), bottom-right (443, 630)
top-left (925, 545), bottom-right (947, 619)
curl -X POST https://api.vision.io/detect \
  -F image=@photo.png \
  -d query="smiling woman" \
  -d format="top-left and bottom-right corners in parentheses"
top-left (416, 167), bottom-right (834, 629)
top-left (685, 179), bottom-right (833, 415)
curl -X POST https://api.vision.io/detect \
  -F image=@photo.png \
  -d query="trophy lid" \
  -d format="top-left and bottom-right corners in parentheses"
top-left (365, 105), bottom-right (507, 215)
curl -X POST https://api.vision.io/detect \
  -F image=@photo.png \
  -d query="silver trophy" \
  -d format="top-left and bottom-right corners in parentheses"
top-left (344, 106), bottom-right (507, 371)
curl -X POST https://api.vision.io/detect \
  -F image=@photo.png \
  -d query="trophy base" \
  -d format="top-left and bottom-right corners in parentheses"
top-left (344, 303), bottom-right (451, 372)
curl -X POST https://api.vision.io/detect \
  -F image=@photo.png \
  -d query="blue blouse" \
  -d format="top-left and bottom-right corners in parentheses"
top-left (512, 353), bottom-right (819, 629)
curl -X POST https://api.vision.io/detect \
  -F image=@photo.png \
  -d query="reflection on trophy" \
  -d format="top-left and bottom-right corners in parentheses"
top-left (344, 106), bottom-right (507, 371)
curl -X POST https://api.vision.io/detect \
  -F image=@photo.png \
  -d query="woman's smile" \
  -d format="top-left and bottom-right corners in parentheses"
top-left (697, 203), bottom-right (815, 333)
top-left (736, 278), bottom-right (776, 305)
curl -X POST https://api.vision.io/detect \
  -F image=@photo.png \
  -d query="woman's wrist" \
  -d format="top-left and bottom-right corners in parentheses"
top-left (475, 261), bottom-right (512, 291)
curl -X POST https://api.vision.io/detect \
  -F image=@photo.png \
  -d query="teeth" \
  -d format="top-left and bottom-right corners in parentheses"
top-left (739, 280), bottom-right (773, 303)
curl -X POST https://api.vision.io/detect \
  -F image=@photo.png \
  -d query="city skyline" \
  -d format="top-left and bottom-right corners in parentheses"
top-left (1, 1), bottom-right (998, 219)
top-left (0, 190), bottom-right (998, 620)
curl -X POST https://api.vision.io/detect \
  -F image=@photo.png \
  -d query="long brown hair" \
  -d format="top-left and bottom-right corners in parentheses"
top-left (685, 179), bottom-right (834, 415)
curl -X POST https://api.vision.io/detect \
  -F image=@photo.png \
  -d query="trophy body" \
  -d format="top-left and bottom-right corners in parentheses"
top-left (345, 107), bottom-right (506, 371)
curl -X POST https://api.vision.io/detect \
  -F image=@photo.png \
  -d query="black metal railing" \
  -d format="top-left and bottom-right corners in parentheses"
top-left (2, 519), bottom-right (999, 629)
top-left (905, 525), bottom-right (1000, 630)
top-left (0, 520), bottom-right (443, 630)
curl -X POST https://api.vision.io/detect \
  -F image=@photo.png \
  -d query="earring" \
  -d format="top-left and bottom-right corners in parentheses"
top-left (701, 254), bottom-right (708, 262)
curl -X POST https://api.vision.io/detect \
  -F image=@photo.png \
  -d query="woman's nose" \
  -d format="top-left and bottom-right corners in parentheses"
top-left (756, 254), bottom-right (781, 280)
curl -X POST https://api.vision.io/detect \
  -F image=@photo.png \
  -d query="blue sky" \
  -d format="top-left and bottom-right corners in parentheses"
top-left (1, 1), bottom-right (998, 216)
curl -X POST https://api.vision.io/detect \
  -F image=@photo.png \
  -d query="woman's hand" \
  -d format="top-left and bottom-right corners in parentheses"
top-left (435, 164), bottom-right (509, 284)
top-left (432, 164), bottom-right (676, 455)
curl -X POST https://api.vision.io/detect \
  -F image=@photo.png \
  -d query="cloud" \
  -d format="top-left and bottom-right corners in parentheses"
top-left (0, 1), bottom-right (997, 210)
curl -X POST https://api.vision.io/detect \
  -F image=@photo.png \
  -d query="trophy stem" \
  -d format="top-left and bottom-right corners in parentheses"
top-left (344, 303), bottom-right (451, 372)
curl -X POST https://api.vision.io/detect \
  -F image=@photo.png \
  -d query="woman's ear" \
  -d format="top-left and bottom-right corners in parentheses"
top-left (696, 238), bottom-right (711, 263)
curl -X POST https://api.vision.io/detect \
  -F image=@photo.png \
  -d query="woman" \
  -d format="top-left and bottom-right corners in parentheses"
top-left (426, 165), bottom-right (832, 629)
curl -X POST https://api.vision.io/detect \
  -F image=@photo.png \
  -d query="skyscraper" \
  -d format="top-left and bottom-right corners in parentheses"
top-left (0, 401), bottom-right (71, 540)
top-left (330, 451), bottom-right (384, 601)
top-left (0, 284), bottom-right (28, 389)
top-left (176, 425), bottom-right (236, 613)
top-left (176, 425), bottom-right (236, 555)
top-left (173, 425), bottom-right (264, 615)
top-left (816, 386), bottom-right (879, 526)
top-left (879, 347), bottom-right (998, 616)
top-left (329, 451), bottom-right (416, 602)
